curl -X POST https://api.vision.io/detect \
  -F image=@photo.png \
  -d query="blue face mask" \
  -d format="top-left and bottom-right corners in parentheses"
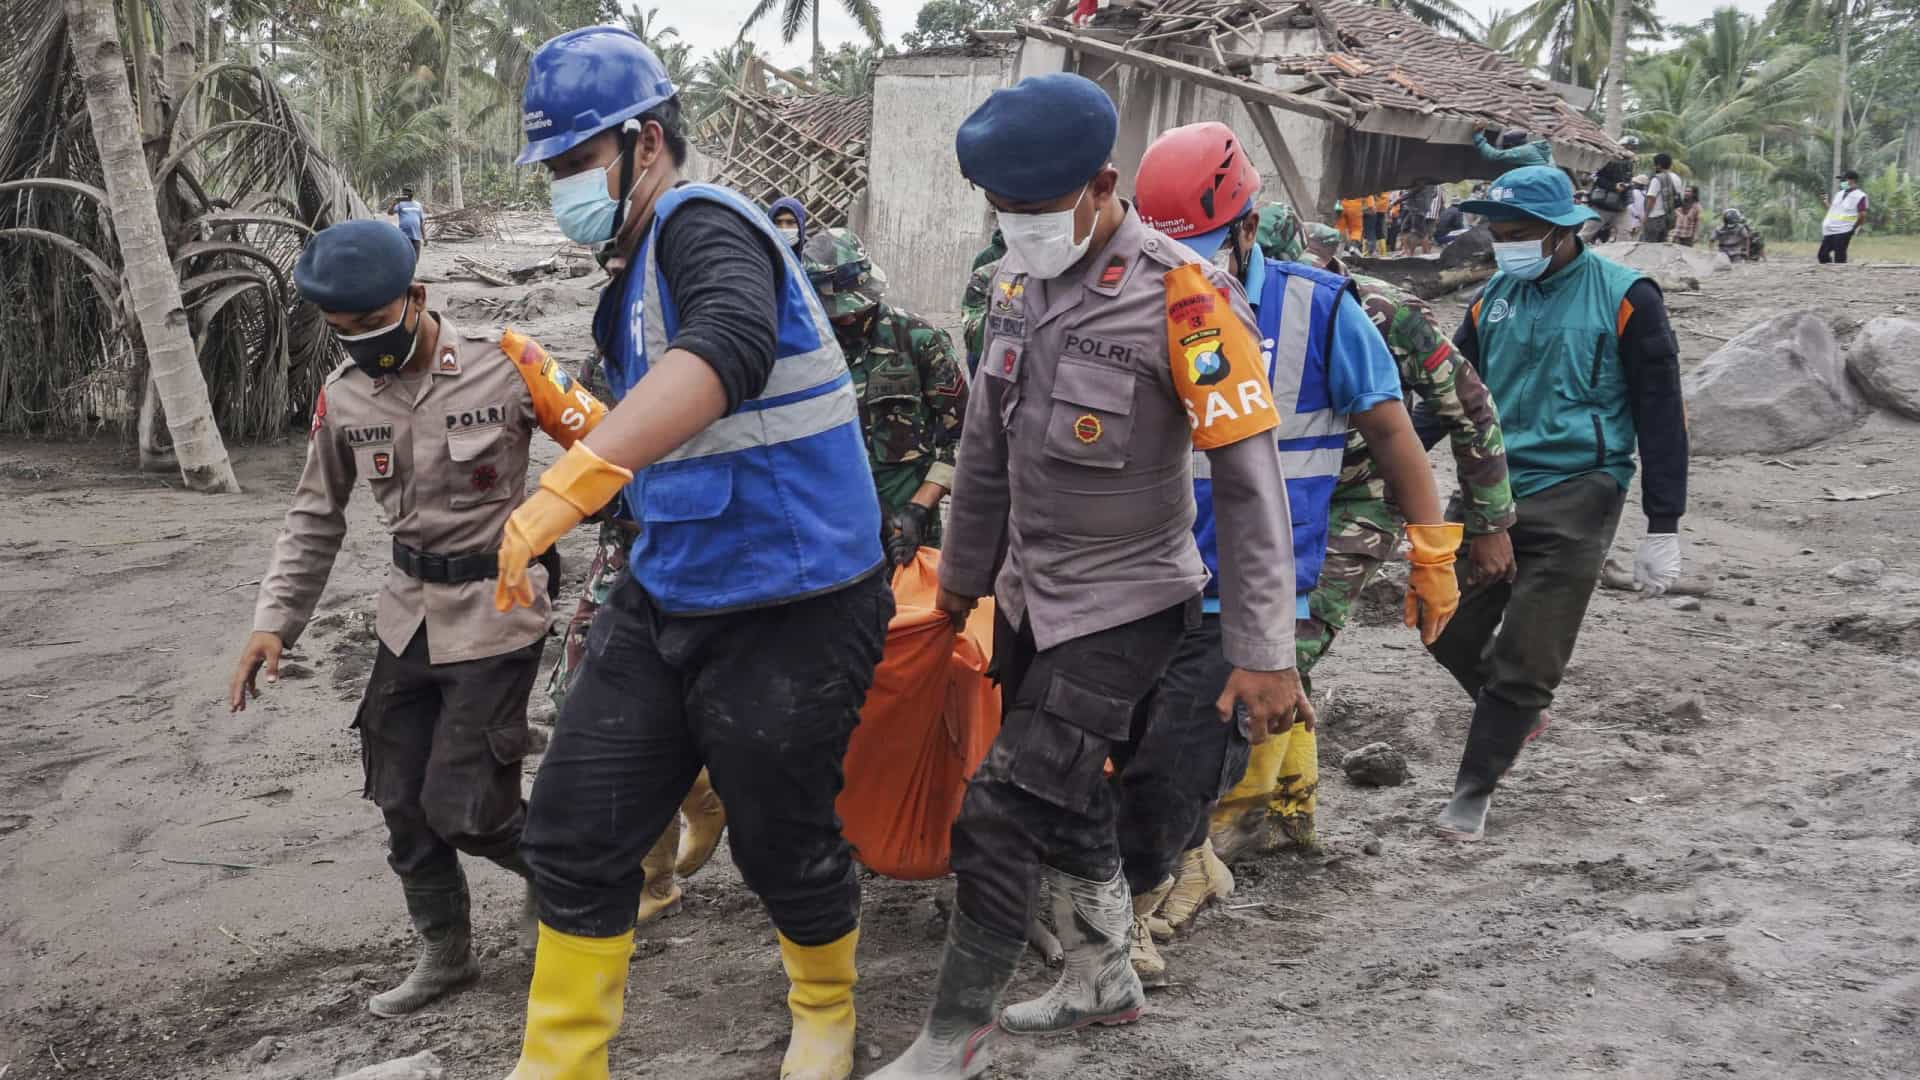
top-left (551, 167), bottom-right (619, 244)
top-left (1492, 234), bottom-right (1556, 281)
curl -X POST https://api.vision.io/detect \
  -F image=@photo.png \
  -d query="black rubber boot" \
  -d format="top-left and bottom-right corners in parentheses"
top-left (1435, 693), bottom-right (1540, 842)
top-left (869, 912), bottom-right (1027, 1079)
top-left (491, 850), bottom-right (540, 953)
top-left (368, 870), bottom-right (480, 1018)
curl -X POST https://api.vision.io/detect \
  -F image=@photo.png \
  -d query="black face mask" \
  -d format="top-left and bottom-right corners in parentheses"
top-left (335, 295), bottom-right (421, 378)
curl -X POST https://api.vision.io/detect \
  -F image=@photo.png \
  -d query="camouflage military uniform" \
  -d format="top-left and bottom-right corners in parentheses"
top-left (1299, 226), bottom-right (1515, 669)
top-left (545, 357), bottom-right (633, 711)
top-left (959, 230), bottom-right (1005, 372)
top-left (804, 228), bottom-right (969, 544)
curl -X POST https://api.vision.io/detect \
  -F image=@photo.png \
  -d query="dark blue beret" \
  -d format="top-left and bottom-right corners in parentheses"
top-left (293, 219), bottom-right (418, 313)
top-left (956, 73), bottom-right (1118, 203)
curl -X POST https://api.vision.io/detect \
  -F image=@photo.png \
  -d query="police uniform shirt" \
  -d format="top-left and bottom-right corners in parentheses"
top-left (254, 317), bottom-right (608, 664)
top-left (940, 204), bottom-right (1299, 671)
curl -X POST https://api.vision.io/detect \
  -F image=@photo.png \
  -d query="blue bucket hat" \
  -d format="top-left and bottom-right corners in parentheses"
top-left (1457, 166), bottom-right (1597, 227)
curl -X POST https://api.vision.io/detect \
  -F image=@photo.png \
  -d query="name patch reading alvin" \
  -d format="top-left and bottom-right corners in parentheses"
top-left (344, 424), bottom-right (394, 446)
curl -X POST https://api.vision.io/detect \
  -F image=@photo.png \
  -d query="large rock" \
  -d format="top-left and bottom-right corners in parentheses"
top-left (1683, 310), bottom-right (1862, 455)
top-left (1847, 317), bottom-right (1920, 419)
top-left (1438, 224), bottom-right (1494, 269)
top-left (1607, 241), bottom-right (1732, 284)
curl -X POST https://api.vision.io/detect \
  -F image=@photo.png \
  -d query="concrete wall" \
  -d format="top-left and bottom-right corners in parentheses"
top-left (860, 49), bottom-right (1016, 320)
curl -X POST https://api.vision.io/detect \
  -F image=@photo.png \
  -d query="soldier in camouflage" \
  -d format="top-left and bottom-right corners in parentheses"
top-left (1297, 220), bottom-right (1517, 673)
top-left (1254, 201), bottom-right (1306, 263)
top-left (803, 227), bottom-right (969, 565)
top-left (959, 228), bottom-right (1006, 374)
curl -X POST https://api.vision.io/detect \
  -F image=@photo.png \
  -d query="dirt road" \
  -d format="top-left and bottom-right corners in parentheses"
top-left (4, 241), bottom-right (1919, 1079)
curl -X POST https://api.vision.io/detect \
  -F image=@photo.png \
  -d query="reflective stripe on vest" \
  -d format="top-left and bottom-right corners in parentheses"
top-left (1192, 258), bottom-right (1351, 608)
top-left (602, 183), bottom-right (883, 613)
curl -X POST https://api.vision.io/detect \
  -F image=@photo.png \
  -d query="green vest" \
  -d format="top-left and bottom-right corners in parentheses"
top-left (1472, 247), bottom-right (1647, 500)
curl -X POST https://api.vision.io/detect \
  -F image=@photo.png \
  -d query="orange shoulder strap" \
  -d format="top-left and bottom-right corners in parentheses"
top-left (502, 328), bottom-right (609, 448)
top-left (1164, 263), bottom-right (1280, 451)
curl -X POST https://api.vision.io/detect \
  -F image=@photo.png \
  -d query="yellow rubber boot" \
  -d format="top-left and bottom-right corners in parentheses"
top-left (636, 813), bottom-right (683, 925)
top-left (508, 924), bottom-right (634, 1080)
top-left (777, 928), bottom-right (858, 1080)
top-left (1209, 734), bottom-right (1286, 862)
top-left (1269, 725), bottom-right (1320, 851)
top-left (675, 769), bottom-right (727, 878)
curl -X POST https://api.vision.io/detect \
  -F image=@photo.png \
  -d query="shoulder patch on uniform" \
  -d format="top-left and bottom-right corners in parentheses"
top-left (1098, 255), bottom-right (1127, 288)
top-left (309, 388), bottom-right (327, 439)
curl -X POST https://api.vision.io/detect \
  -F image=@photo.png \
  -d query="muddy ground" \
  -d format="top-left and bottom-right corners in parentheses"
top-left (4, 227), bottom-right (1920, 1079)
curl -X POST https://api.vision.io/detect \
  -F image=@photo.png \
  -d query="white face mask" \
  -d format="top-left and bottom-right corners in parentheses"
top-left (998, 186), bottom-right (1093, 279)
top-left (776, 226), bottom-right (800, 246)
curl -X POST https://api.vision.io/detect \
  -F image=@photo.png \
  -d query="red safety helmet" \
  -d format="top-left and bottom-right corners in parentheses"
top-left (1135, 121), bottom-right (1263, 259)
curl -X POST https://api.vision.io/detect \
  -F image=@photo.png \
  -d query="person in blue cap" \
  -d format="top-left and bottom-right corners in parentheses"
top-left (1430, 165), bottom-right (1688, 841)
top-left (873, 73), bottom-right (1308, 1080)
top-left (493, 25), bottom-right (891, 1080)
top-left (227, 218), bottom-right (610, 1019)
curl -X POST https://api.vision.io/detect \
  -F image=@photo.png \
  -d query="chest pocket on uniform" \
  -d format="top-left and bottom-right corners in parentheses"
top-left (446, 426), bottom-right (510, 509)
top-left (1557, 330), bottom-right (1625, 407)
top-left (1044, 358), bottom-right (1135, 470)
top-left (862, 362), bottom-right (927, 465)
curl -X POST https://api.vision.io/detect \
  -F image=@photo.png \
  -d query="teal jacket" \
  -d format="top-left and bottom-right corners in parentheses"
top-left (1466, 247), bottom-right (1648, 500)
top-left (1474, 132), bottom-right (1554, 169)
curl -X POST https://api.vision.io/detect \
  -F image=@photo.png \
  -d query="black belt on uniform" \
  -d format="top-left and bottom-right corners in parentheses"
top-left (392, 538), bottom-right (562, 599)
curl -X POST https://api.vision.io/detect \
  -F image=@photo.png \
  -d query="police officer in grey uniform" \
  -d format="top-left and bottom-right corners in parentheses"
top-left (873, 73), bottom-right (1310, 1080)
top-left (227, 220), bottom-right (609, 1019)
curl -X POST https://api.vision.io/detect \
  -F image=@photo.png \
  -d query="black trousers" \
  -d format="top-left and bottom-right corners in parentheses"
top-left (523, 573), bottom-right (892, 943)
top-left (950, 600), bottom-right (1195, 941)
top-left (1818, 229), bottom-right (1855, 264)
top-left (1113, 614), bottom-right (1249, 893)
top-left (355, 629), bottom-right (544, 883)
top-left (1426, 472), bottom-right (1625, 713)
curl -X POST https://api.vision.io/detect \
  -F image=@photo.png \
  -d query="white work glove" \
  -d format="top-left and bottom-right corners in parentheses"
top-left (1634, 533), bottom-right (1683, 596)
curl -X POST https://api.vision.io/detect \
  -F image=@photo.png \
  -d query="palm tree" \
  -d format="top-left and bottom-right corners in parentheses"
top-left (63, 0), bottom-right (238, 492)
top-left (739, 0), bottom-right (884, 74)
top-left (1767, 0), bottom-right (1873, 185)
top-left (1361, 0), bottom-right (1483, 38)
top-left (1481, 8), bottom-right (1528, 57)
top-left (1603, 0), bottom-right (1630, 135)
top-left (626, 5), bottom-right (680, 47)
top-left (815, 42), bottom-right (885, 95)
top-left (1510, 0), bottom-right (1660, 90)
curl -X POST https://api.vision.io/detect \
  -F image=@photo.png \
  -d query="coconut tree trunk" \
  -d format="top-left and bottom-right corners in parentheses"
top-left (1603, 0), bottom-right (1631, 137)
top-left (811, 0), bottom-right (822, 75)
top-left (1831, 0), bottom-right (1851, 183)
top-left (65, 0), bottom-right (239, 492)
top-left (440, 0), bottom-right (465, 209)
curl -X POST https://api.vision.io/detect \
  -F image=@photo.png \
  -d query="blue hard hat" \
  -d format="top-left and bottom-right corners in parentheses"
top-left (956, 72), bottom-right (1118, 203)
top-left (1457, 165), bottom-right (1597, 227)
top-left (294, 220), bottom-right (416, 313)
top-left (518, 26), bottom-right (675, 166)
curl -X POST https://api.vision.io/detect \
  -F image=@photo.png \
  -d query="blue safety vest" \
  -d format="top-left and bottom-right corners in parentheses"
top-left (1194, 256), bottom-right (1352, 610)
top-left (592, 183), bottom-right (883, 614)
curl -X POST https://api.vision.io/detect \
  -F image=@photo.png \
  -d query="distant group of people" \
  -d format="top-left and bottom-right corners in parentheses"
top-left (1331, 183), bottom-right (1467, 257)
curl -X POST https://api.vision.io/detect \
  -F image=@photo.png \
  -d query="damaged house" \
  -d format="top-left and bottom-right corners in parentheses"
top-left (858, 0), bottom-right (1625, 316)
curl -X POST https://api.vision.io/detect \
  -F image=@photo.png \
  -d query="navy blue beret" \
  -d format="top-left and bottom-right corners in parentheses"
top-left (293, 219), bottom-right (418, 313)
top-left (956, 72), bottom-right (1118, 203)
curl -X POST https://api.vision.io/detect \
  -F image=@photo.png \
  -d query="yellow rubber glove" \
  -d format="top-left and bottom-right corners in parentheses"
top-left (496, 442), bottom-right (633, 612)
top-left (1403, 522), bottom-right (1465, 646)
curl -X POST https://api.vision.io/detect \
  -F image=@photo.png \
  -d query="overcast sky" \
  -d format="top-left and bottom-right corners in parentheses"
top-left (653, 0), bottom-right (1777, 72)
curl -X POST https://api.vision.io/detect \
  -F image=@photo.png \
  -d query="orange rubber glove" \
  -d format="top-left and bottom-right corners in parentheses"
top-left (496, 442), bottom-right (633, 612)
top-left (1403, 522), bottom-right (1465, 646)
